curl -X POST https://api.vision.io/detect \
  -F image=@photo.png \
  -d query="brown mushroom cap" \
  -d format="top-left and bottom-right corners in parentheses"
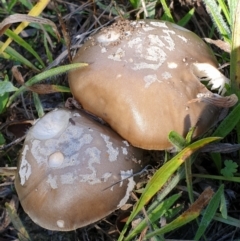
top-left (68, 19), bottom-right (223, 150)
top-left (15, 109), bottom-right (143, 231)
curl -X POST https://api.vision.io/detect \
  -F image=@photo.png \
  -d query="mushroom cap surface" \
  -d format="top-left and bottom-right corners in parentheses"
top-left (15, 109), bottom-right (143, 231)
top-left (68, 19), bottom-right (222, 150)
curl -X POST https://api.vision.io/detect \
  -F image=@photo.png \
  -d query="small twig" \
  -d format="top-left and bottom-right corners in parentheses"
top-left (102, 165), bottom-right (153, 191)
top-left (0, 135), bottom-right (26, 150)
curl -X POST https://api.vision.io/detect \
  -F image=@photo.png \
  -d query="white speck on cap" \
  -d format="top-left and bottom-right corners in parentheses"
top-left (177, 35), bottom-right (188, 42)
top-left (167, 62), bottom-right (178, 69)
top-left (48, 151), bottom-right (64, 168)
top-left (57, 220), bottom-right (65, 228)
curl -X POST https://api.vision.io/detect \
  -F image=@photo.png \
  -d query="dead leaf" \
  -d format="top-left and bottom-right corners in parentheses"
top-left (0, 13), bottom-right (60, 40)
top-left (183, 187), bottom-right (214, 215)
top-left (26, 84), bottom-right (62, 94)
top-left (204, 38), bottom-right (231, 53)
top-left (189, 93), bottom-right (238, 108)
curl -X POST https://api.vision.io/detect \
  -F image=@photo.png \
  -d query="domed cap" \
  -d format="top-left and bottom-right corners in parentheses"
top-left (15, 109), bottom-right (143, 231)
top-left (68, 20), bottom-right (233, 150)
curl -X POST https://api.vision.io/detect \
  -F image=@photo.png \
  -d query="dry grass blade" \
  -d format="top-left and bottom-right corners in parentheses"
top-left (0, 167), bottom-right (17, 175)
top-left (5, 201), bottom-right (31, 241)
top-left (143, 187), bottom-right (214, 239)
top-left (0, 13), bottom-right (60, 39)
top-left (0, 195), bottom-right (19, 233)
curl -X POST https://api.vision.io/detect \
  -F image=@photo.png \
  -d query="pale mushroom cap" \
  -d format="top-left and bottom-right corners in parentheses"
top-left (15, 109), bottom-right (143, 231)
top-left (68, 19), bottom-right (222, 150)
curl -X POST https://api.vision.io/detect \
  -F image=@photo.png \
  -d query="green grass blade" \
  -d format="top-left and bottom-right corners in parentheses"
top-left (202, 0), bottom-right (231, 42)
top-left (214, 213), bottom-right (240, 227)
top-left (144, 187), bottom-right (214, 239)
top-left (118, 136), bottom-right (221, 241)
top-left (185, 157), bottom-right (194, 203)
top-left (0, 41), bottom-right (40, 71)
top-left (0, 92), bottom-right (8, 114)
top-left (43, 33), bottom-right (53, 63)
top-left (168, 130), bottom-right (186, 151)
top-left (6, 63), bottom-right (87, 107)
top-left (177, 8), bottom-right (195, 26)
top-left (125, 193), bottom-right (182, 241)
top-left (194, 184), bottom-right (224, 240)
top-left (159, 0), bottom-right (174, 22)
top-left (147, 164), bottom-right (187, 213)
top-left (217, 0), bottom-right (230, 26)
top-left (33, 92), bottom-right (44, 117)
top-left (193, 173), bottom-right (240, 183)
top-left (229, 0), bottom-right (238, 27)
top-left (213, 104), bottom-right (240, 137)
top-left (5, 29), bottom-right (45, 67)
top-left (230, 0), bottom-right (240, 95)
top-left (129, 0), bottom-right (140, 9)
top-left (220, 192), bottom-right (228, 219)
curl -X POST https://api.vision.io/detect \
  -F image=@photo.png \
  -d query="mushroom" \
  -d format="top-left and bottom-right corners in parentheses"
top-left (68, 19), bottom-right (235, 150)
top-left (15, 108), bottom-right (143, 231)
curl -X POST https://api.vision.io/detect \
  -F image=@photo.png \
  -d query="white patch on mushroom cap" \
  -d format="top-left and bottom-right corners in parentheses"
top-left (56, 220), bottom-right (65, 228)
top-left (148, 34), bottom-right (165, 48)
top-left (46, 174), bottom-right (58, 189)
top-left (144, 74), bottom-right (162, 88)
top-left (31, 109), bottom-right (70, 140)
top-left (19, 145), bottom-right (32, 185)
top-left (128, 37), bottom-right (142, 48)
top-left (122, 141), bottom-right (130, 147)
top-left (142, 26), bottom-right (155, 31)
top-left (121, 147), bottom-right (128, 155)
top-left (61, 172), bottom-right (76, 185)
top-left (117, 170), bottom-right (135, 208)
top-left (101, 172), bottom-right (112, 182)
top-left (78, 147), bottom-right (101, 184)
top-left (161, 30), bottom-right (175, 51)
top-left (97, 30), bottom-right (120, 45)
top-left (48, 151), bottom-right (64, 168)
top-left (73, 112), bottom-right (81, 117)
top-left (108, 48), bottom-right (125, 61)
top-left (100, 134), bottom-right (119, 162)
top-left (162, 72), bottom-right (172, 80)
top-left (101, 47), bottom-right (107, 53)
top-left (150, 21), bottom-right (168, 28)
top-left (132, 34), bottom-right (167, 70)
